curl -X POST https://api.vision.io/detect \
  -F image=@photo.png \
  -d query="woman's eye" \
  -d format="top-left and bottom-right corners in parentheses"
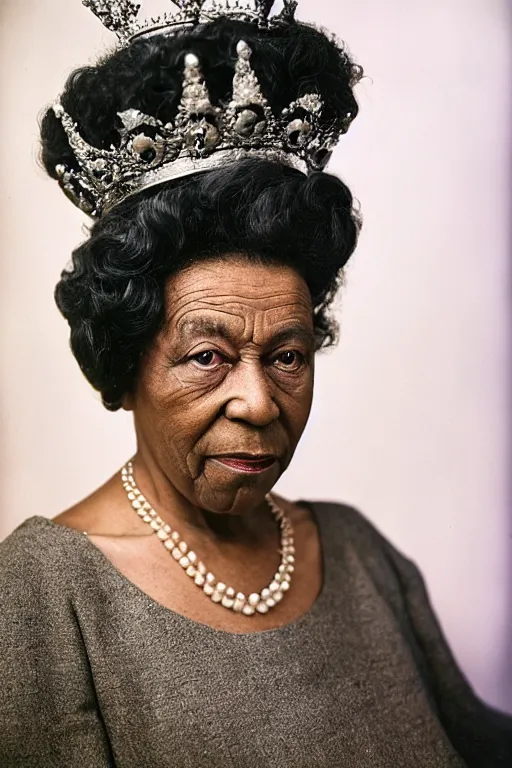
top-left (187, 349), bottom-right (305, 372)
top-left (190, 350), bottom-right (223, 368)
top-left (273, 351), bottom-right (306, 372)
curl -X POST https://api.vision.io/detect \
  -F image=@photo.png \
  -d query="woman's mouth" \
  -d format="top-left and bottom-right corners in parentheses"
top-left (208, 456), bottom-right (277, 474)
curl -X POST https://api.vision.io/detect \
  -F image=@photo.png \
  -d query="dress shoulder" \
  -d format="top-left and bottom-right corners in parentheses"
top-left (0, 515), bottom-right (81, 588)
top-left (301, 497), bottom-right (418, 579)
top-left (0, 516), bottom-right (87, 636)
top-left (302, 496), bottom-right (396, 540)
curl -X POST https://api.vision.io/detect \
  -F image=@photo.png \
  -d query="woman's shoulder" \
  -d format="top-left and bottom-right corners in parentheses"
top-left (1, 513), bottom-right (83, 549)
top-left (295, 496), bottom-right (399, 549)
top-left (1, 514), bottom-right (61, 559)
top-left (292, 496), bottom-right (420, 589)
top-left (274, 493), bottom-right (398, 548)
top-left (0, 515), bottom-right (88, 600)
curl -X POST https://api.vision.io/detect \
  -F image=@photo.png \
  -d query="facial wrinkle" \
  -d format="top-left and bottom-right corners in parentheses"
top-left (168, 282), bottom-right (309, 318)
top-left (173, 305), bottom-right (311, 351)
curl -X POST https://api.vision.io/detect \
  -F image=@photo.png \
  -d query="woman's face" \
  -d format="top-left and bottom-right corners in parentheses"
top-left (129, 256), bottom-right (315, 515)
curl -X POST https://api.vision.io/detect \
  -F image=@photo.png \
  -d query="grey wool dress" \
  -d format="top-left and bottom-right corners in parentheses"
top-left (0, 500), bottom-right (511, 768)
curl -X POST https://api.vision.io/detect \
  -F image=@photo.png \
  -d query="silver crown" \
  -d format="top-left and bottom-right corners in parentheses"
top-left (53, 1), bottom-right (354, 217)
top-left (82, 0), bottom-right (298, 43)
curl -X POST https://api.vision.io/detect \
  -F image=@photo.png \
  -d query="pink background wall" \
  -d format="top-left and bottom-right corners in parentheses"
top-left (1, 0), bottom-right (510, 712)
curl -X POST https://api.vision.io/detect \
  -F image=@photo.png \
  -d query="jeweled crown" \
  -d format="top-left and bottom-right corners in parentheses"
top-left (53, 1), bottom-right (354, 217)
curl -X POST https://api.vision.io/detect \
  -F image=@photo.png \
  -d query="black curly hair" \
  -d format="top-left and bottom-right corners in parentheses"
top-left (40, 17), bottom-right (363, 411)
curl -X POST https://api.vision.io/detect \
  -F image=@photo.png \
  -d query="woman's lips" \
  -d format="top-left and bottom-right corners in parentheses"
top-left (209, 456), bottom-right (277, 474)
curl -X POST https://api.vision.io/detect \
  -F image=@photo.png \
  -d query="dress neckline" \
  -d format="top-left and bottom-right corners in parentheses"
top-left (24, 499), bottom-right (333, 641)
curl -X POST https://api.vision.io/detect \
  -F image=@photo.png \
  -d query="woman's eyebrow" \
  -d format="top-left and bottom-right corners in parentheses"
top-left (269, 326), bottom-right (316, 349)
top-left (177, 318), bottom-right (315, 348)
top-left (177, 317), bottom-right (234, 342)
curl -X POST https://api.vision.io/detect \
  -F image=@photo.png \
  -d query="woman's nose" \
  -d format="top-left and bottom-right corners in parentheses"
top-left (224, 361), bottom-right (280, 426)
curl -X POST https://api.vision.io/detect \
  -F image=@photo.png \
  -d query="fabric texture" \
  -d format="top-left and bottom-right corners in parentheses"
top-left (0, 501), bottom-right (510, 768)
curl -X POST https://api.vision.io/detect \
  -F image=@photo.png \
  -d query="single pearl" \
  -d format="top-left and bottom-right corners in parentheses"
top-left (216, 582), bottom-right (227, 593)
top-left (171, 548), bottom-right (182, 561)
top-left (178, 541), bottom-right (188, 554)
top-left (273, 591), bottom-right (284, 603)
top-left (236, 39), bottom-right (251, 58)
top-left (256, 602), bottom-right (269, 614)
top-left (211, 590), bottom-right (223, 603)
top-left (150, 520), bottom-right (160, 531)
top-left (261, 588), bottom-right (271, 600)
top-left (248, 593), bottom-right (260, 607)
top-left (194, 574), bottom-right (205, 586)
top-left (203, 583), bottom-right (214, 596)
top-left (187, 551), bottom-right (197, 565)
top-left (233, 596), bottom-right (245, 613)
top-left (221, 596), bottom-right (235, 609)
top-left (280, 581), bottom-right (290, 592)
top-left (269, 581), bottom-right (281, 593)
top-left (186, 565), bottom-right (196, 578)
top-left (185, 52), bottom-right (199, 67)
top-left (242, 604), bottom-right (256, 616)
top-left (157, 529), bottom-right (169, 541)
top-left (164, 539), bottom-right (174, 551)
top-left (179, 555), bottom-right (190, 568)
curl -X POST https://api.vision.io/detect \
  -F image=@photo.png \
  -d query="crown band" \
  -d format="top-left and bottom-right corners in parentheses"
top-left (102, 148), bottom-right (308, 213)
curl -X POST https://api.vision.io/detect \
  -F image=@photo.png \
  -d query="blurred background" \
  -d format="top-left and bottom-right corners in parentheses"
top-left (0, 0), bottom-right (510, 712)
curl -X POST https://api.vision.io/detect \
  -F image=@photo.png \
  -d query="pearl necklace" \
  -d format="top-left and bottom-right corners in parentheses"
top-left (121, 460), bottom-right (295, 616)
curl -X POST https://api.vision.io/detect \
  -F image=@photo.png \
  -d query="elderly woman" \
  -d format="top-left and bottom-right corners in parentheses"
top-left (0, 1), bottom-right (511, 766)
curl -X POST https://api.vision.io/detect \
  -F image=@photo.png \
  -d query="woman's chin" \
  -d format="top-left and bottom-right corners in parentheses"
top-left (194, 461), bottom-right (281, 512)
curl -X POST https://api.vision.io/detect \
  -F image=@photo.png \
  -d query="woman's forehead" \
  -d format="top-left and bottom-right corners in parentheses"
top-left (164, 259), bottom-right (313, 319)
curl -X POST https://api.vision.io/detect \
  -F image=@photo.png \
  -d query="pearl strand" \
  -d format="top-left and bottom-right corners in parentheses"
top-left (121, 460), bottom-right (295, 616)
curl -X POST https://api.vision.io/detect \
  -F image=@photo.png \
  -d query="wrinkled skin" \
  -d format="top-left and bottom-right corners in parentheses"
top-left (125, 256), bottom-right (315, 541)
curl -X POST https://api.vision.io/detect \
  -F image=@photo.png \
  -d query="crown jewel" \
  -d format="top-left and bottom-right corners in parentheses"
top-left (53, 1), bottom-right (353, 217)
